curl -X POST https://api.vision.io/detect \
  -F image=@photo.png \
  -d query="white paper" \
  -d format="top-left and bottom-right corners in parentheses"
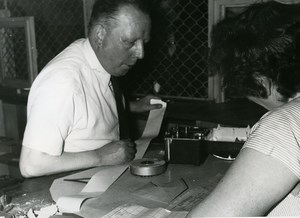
top-left (56, 193), bottom-right (98, 213)
top-left (53, 99), bottom-right (167, 214)
top-left (54, 165), bottom-right (128, 213)
top-left (135, 99), bottom-right (167, 159)
top-left (101, 204), bottom-right (188, 218)
top-left (50, 167), bottom-right (101, 202)
top-left (81, 164), bottom-right (128, 193)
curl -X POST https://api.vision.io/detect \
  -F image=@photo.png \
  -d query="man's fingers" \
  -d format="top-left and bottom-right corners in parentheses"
top-left (150, 103), bottom-right (162, 110)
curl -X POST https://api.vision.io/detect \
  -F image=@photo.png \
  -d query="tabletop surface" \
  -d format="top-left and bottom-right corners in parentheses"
top-left (0, 89), bottom-right (266, 217)
top-left (2, 152), bottom-right (232, 217)
top-left (79, 154), bottom-right (232, 217)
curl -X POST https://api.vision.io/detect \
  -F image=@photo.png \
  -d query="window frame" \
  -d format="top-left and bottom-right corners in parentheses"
top-left (0, 16), bottom-right (37, 88)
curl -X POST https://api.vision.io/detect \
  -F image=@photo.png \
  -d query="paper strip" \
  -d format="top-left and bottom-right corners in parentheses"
top-left (50, 167), bottom-right (101, 202)
top-left (81, 164), bottom-right (128, 193)
top-left (56, 193), bottom-right (97, 213)
top-left (134, 99), bottom-right (167, 159)
top-left (53, 99), bottom-right (167, 214)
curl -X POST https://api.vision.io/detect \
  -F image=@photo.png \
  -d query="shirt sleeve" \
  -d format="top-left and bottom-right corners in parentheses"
top-left (22, 75), bottom-right (76, 156)
top-left (243, 110), bottom-right (300, 179)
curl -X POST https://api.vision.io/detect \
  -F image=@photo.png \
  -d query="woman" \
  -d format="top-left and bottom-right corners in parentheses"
top-left (188, 2), bottom-right (300, 217)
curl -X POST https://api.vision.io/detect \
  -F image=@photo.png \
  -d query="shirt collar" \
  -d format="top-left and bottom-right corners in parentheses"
top-left (83, 38), bottom-right (111, 93)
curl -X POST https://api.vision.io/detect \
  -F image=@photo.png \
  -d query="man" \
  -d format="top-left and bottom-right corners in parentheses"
top-left (187, 2), bottom-right (300, 217)
top-left (19, 0), bottom-right (161, 178)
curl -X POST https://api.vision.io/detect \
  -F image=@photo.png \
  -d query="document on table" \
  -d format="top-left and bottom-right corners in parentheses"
top-left (167, 186), bottom-right (209, 211)
top-left (101, 204), bottom-right (188, 218)
top-left (133, 178), bottom-right (188, 205)
top-left (51, 99), bottom-right (167, 214)
top-left (56, 164), bottom-right (128, 213)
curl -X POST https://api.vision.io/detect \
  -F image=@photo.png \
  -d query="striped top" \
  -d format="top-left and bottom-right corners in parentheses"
top-left (243, 97), bottom-right (300, 179)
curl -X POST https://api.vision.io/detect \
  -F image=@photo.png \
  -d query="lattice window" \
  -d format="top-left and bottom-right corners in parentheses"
top-left (0, 17), bottom-right (37, 87)
top-left (125, 0), bottom-right (209, 101)
top-left (6, 0), bottom-right (86, 72)
top-left (1, 23), bottom-right (25, 80)
top-left (3, 0), bottom-right (212, 101)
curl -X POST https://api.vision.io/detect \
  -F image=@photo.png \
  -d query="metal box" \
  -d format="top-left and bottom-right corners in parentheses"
top-left (165, 137), bottom-right (208, 165)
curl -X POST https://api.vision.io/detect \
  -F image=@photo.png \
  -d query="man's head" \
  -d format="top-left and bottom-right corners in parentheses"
top-left (209, 2), bottom-right (300, 107)
top-left (88, 0), bottom-right (151, 77)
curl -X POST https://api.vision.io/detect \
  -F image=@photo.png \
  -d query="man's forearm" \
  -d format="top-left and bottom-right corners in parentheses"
top-left (19, 147), bottom-right (101, 178)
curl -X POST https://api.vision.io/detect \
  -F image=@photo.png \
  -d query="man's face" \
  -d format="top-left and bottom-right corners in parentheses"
top-left (96, 5), bottom-right (151, 77)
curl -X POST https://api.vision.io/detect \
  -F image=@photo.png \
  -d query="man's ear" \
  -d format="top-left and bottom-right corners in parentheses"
top-left (94, 24), bottom-right (106, 47)
top-left (256, 75), bottom-right (272, 96)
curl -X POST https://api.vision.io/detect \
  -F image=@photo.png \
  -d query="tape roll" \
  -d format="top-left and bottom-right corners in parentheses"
top-left (129, 158), bottom-right (167, 177)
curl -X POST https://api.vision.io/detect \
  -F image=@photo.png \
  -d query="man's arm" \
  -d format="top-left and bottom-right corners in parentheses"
top-left (19, 139), bottom-right (136, 178)
top-left (187, 148), bottom-right (299, 217)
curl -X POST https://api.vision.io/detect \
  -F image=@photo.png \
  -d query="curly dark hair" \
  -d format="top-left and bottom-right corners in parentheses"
top-left (209, 1), bottom-right (300, 99)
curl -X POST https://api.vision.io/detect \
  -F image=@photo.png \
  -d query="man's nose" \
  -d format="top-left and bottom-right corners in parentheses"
top-left (135, 41), bottom-right (144, 59)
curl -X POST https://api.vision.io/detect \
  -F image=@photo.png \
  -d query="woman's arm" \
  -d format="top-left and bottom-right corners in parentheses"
top-left (187, 148), bottom-right (299, 217)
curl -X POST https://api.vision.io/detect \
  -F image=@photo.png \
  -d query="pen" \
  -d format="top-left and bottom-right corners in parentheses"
top-left (63, 177), bottom-right (90, 184)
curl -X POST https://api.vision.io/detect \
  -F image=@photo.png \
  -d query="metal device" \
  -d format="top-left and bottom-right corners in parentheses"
top-left (164, 124), bottom-right (245, 164)
top-left (164, 125), bottom-right (209, 165)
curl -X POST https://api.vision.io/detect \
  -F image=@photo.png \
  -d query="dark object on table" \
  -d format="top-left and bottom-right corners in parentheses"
top-left (166, 138), bottom-right (208, 165)
top-left (164, 125), bottom-right (245, 164)
top-left (165, 139), bottom-right (244, 164)
top-left (0, 175), bottom-right (23, 190)
top-left (165, 127), bottom-right (209, 165)
top-left (205, 141), bottom-right (244, 159)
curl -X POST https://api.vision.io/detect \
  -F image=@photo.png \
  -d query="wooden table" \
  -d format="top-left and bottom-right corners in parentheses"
top-left (2, 152), bottom-right (232, 217)
top-left (0, 97), bottom-right (265, 217)
top-left (79, 154), bottom-right (232, 218)
top-left (3, 171), bottom-right (73, 217)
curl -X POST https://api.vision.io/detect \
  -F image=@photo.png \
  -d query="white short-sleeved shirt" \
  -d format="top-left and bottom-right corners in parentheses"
top-left (242, 97), bottom-right (300, 216)
top-left (243, 97), bottom-right (300, 179)
top-left (22, 38), bottom-right (119, 155)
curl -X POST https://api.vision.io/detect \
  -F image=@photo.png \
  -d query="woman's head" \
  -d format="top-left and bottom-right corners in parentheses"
top-left (209, 1), bottom-right (300, 101)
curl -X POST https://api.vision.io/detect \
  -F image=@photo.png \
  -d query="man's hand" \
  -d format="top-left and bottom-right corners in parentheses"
top-left (97, 139), bottom-right (136, 165)
top-left (129, 95), bottom-right (162, 113)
